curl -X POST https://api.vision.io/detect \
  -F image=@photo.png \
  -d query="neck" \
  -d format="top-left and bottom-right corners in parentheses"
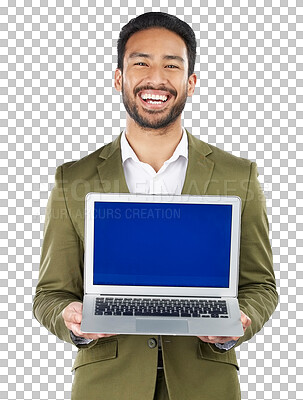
top-left (125, 117), bottom-right (183, 173)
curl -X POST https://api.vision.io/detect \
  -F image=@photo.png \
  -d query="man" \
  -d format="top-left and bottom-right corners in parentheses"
top-left (33, 12), bottom-right (278, 400)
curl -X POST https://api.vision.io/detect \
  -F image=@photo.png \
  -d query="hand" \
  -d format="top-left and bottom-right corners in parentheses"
top-left (197, 310), bottom-right (251, 344)
top-left (62, 301), bottom-right (117, 340)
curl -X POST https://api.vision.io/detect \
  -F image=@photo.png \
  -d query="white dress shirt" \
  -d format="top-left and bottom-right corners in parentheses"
top-left (120, 127), bottom-right (188, 195)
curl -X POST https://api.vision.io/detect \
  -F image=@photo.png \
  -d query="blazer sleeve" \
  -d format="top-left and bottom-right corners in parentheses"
top-left (32, 165), bottom-right (96, 349)
top-left (211, 161), bottom-right (279, 353)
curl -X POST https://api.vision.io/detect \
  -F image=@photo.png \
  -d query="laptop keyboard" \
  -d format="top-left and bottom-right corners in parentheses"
top-left (94, 297), bottom-right (229, 318)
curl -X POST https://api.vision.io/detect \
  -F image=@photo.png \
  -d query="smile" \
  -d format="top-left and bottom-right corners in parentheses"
top-left (138, 91), bottom-right (172, 109)
top-left (140, 93), bottom-right (168, 103)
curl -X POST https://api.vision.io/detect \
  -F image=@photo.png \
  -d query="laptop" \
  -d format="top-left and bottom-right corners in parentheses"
top-left (81, 193), bottom-right (244, 337)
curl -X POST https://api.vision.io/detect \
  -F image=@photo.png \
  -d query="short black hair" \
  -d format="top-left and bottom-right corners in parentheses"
top-left (117, 12), bottom-right (197, 78)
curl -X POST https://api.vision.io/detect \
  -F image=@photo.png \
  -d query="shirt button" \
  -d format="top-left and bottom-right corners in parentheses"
top-left (147, 338), bottom-right (157, 349)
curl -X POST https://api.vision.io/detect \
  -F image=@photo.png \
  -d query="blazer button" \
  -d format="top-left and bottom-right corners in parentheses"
top-left (147, 338), bottom-right (157, 349)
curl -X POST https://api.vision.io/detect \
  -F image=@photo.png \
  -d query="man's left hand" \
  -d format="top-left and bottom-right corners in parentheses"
top-left (198, 310), bottom-right (251, 344)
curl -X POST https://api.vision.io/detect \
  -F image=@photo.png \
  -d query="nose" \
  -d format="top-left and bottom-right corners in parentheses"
top-left (145, 66), bottom-right (168, 86)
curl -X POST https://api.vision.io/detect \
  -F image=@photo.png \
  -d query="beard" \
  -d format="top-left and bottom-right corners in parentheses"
top-left (121, 82), bottom-right (188, 130)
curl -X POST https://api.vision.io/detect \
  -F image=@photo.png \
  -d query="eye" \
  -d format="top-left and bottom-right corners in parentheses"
top-left (166, 65), bottom-right (179, 69)
top-left (134, 62), bottom-right (147, 66)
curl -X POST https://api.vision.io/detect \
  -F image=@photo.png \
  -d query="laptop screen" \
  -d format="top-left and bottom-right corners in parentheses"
top-left (93, 201), bottom-right (232, 288)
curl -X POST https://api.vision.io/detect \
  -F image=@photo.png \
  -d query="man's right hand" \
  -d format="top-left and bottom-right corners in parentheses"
top-left (62, 301), bottom-right (117, 340)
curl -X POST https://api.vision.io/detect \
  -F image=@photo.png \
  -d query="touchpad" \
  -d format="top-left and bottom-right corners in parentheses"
top-left (136, 319), bottom-right (188, 334)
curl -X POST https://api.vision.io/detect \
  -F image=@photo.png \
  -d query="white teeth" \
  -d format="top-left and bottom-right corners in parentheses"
top-left (141, 93), bottom-right (168, 101)
top-left (147, 100), bottom-right (163, 104)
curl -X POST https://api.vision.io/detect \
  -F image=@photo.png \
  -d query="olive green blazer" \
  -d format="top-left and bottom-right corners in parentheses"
top-left (33, 130), bottom-right (278, 400)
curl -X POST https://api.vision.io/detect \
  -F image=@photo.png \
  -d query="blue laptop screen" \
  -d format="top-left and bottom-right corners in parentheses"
top-left (93, 201), bottom-right (232, 288)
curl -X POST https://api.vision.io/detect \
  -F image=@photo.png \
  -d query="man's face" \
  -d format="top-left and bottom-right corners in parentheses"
top-left (115, 28), bottom-right (196, 130)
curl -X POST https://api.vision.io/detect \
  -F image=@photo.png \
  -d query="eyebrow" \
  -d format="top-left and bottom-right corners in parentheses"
top-left (128, 52), bottom-right (185, 64)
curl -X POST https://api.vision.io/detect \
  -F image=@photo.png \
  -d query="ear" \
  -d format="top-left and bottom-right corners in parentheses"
top-left (114, 68), bottom-right (122, 92)
top-left (187, 73), bottom-right (197, 97)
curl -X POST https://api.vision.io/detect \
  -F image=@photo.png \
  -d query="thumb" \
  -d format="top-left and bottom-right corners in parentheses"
top-left (63, 302), bottom-right (83, 323)
top-left (71, 302), bottom-right (83, 313)
top-left (241, 312), bottom-right (252, 330)
top-left (70, 310), bottom-right (82, 324)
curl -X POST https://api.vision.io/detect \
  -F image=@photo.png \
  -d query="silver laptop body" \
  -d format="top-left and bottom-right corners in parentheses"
top-left (81, 193), bottom-right (243, 337)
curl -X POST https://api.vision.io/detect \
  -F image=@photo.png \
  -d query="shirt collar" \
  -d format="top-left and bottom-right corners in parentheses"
top-left (121, 127), bottom-right (188, 165)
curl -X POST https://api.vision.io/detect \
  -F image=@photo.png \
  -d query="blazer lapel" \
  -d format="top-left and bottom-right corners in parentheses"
top-left (97, 134), bottom-right (130, 194)
top-left (182, 130), bottom-right (215, 195)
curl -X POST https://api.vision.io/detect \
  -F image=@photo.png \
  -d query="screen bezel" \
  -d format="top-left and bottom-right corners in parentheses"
top-left (84, 193), bottom-right (241, 297)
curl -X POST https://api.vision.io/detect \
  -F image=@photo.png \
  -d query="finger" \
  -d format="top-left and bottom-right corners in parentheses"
top-left (68, 313), bottom-right (82, 325)
top-left (230, 336), bottom-right (240, 341)
top-left (207, 336), bottom-right (219, 342)
top-left (208, 336), bottom-right (233, 343)
top-left (197, 336), bottom-right (207, 342)
top-left (100, 334), bottom-right (117, 337)
top-left (69, 325), bottom-right (105, 339)
top-left (240, 312), bottom-right (252, 330)
top-left (64, 309), bottom-right (82, 324)
top-left (70, 323), bottom-right (84, 337)
top-left (198, 336), bottom-right (212, 342)
top-left (63, 316), bottom-right (78, 331)
top-left (69, 322), bottom-right (117, 339)
top-left (62, 302), bottom-right (82, 319)
top-left (198, 335), bottom-right (240, 344)
top-left (70, 302), bottom-right (83, 313)
top-left (198, 336), bottom-right (222, 343)
top-left (72, 330), bottom-right (118, 340)
top-left (84, 333), bottom-right (118, 340)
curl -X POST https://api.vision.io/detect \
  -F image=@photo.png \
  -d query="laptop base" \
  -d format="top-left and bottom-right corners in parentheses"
top-left (81, 295), bottom-right (244, 337)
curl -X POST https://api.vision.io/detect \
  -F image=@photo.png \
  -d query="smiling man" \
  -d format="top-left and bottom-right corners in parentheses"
top-left (33, 12), bottom-right (278, 400)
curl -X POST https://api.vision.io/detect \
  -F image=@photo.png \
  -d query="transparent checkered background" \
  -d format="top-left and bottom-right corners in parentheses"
top-left (0, 0), bottom-right (302, 399)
